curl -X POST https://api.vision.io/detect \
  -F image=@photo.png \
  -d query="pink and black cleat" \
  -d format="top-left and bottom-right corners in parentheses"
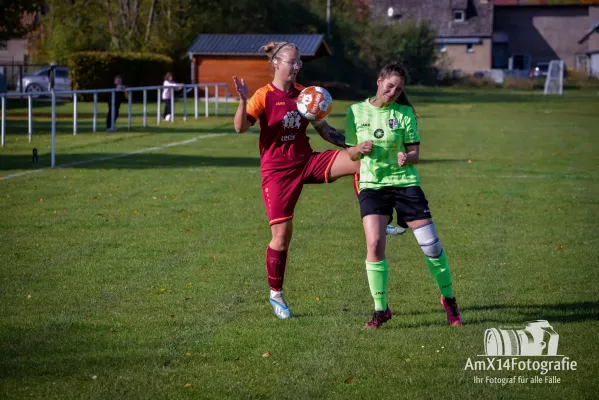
top-left (440, 296), bottom-right (463, 326)
top-left (364, 306), bottom-right (392, 329)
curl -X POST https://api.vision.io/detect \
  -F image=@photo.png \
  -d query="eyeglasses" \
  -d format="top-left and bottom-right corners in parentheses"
top-left (276, 59), bottom-right (303, 69)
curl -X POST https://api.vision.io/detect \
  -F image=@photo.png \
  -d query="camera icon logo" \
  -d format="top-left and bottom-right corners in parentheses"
top-left (484, 320), bottom-right (560, 356)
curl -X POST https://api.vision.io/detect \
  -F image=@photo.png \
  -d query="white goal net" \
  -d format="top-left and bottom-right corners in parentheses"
top-left (544, 60), bottom-right (564, 96)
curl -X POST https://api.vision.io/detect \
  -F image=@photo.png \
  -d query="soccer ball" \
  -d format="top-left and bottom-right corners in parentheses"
top-left (296, 86), bottom-right (333, 121)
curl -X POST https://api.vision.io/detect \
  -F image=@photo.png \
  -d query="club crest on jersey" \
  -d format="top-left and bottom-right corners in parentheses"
top-left (373, 128), bottom-right (385, 139)
top-left (388, 119), bottom-right (398, 129)
top-left (283, 111), bottom-right (302, 130)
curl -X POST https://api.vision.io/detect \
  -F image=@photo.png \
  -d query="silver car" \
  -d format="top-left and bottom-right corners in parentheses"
top-left (16, 66), bottom-right (71, 94)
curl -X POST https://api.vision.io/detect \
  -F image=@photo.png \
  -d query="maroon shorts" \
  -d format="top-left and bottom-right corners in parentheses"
top-left (261, 150), bottom-right (340, 225)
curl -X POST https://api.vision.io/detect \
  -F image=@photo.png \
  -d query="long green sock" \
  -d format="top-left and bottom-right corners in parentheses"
top-left (424, 251), bottom-right (453, 298)
top-left (366, 260), bottom-right (389, 311)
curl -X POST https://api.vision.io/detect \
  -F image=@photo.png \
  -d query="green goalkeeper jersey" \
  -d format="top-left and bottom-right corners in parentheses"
top-left (345, 99), bottom-right (421, 191)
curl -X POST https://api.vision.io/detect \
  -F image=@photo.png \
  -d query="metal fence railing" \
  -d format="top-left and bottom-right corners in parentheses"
top-left (0, 82), bottom-right (230, 167)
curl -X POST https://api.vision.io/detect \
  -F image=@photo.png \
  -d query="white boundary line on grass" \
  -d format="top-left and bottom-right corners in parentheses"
top-left (0, 133), bottom-right (228, 182)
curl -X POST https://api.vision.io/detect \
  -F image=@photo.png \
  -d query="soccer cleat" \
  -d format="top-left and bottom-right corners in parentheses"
top-left (364, 306), bottom-right (392, 329)
top-left (440, 296), bottom-right (463, 326)
top-left (386, 225), bottom-right (406, 236)
top-left (269, 291), bottom-right (292, 319)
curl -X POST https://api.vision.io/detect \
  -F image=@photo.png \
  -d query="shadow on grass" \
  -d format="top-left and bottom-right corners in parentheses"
top-left (0, 153), bottom-right (260, 170)
top-left (407, 88), bottom-right (542, 105)
top-left (460, 301), bottom-right (599, 325)
top-left (330, 301), bottom-right (599, 329)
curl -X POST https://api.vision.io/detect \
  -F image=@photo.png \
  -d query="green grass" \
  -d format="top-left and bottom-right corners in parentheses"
top-left (1, 88), bottom-right (598, 399)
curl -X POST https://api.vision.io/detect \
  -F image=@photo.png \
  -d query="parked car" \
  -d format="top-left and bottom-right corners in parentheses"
top-left (16, 66), bottom-right (71, 94)
top-left (528, 62), bottom-right (549, 79)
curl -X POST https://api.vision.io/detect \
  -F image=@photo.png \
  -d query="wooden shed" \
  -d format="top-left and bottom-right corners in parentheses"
top-left (186, 34), bottom-right (331, 97)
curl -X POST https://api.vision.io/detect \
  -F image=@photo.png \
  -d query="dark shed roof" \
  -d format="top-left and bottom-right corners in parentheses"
top-left (187, 34), bottom-right (331, 58)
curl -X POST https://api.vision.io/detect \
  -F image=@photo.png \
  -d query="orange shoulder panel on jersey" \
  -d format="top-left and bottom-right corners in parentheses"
top-left (246, 85), bottom-right (274, 124)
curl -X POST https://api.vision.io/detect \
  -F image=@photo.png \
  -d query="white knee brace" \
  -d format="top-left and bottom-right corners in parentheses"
top-left (413, 222), bottom-right (443, 258)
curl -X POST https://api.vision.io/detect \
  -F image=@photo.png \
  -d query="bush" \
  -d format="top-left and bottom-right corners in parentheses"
top-left (68, 51), bottom-right (174, 100)
top-left (563, 69), bottom-right (599, 89)
top-left (502, 77), bottom-right (543, 90)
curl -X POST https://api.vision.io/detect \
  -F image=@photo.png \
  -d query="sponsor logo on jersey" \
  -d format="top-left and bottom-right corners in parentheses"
top-left (358, 123), bottom-right (370, 128)
top-left (373, 128), bottom-right (385, 139)
top-left (283, 111), bottom-right (302, 130)
top-left (276, 101), bottom-right (286, 106)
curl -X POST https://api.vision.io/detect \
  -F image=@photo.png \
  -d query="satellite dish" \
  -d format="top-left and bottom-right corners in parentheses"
top-left (387, 7), bottom-right (394, 18)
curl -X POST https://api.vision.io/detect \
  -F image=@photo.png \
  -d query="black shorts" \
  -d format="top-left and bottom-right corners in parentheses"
top-left (358, 186), bottom-right (432, 223)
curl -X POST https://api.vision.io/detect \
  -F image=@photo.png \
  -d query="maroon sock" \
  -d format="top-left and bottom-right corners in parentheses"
top-left (266, 246), bottom-right (288, 291)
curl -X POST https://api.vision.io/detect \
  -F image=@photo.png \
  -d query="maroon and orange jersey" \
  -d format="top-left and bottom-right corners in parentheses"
top-left (246, 83), bottom-right (313, 172)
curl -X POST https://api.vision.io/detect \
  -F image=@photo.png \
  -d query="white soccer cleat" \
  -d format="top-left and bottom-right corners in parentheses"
top-left (269, 291), bottom-right (292, 319)
top-left (386, 225), bottom-right (406, 236)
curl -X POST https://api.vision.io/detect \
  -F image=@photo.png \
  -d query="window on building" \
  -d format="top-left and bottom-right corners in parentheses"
top-left (466, 44), bottom-right (474, 53)
top-left (453, 10), bottom-right (465, 22)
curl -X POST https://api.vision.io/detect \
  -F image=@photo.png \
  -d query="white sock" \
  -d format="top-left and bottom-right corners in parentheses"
top-left (270, 289), bottom-right (282, 298)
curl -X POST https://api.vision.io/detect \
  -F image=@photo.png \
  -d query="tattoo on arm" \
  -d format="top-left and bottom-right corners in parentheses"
top-left (320, 126), bottom-right (347, 148)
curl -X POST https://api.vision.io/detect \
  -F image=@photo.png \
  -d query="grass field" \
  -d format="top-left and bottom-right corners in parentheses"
top-left (1, 88), bottom-right (598, 399)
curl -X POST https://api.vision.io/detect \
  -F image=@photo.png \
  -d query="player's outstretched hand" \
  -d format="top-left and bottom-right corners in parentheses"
top-left (357, 140), bottom-right (373, 155)
top-left (232, 76), bottom-right (249, 101)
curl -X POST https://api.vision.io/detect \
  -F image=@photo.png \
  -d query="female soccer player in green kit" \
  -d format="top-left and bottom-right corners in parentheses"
top-left (345, 62), bottom-right (463, 329)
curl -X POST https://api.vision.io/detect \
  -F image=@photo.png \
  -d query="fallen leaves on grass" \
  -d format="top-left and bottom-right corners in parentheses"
top-left (344, 377), bottom-right (353, 384)
top-left (184, 383), bottom-right (191, 388)
top-left (262, 352), bottom-right (272, 357)
top-left (557, 244), bottom-right (565, 250)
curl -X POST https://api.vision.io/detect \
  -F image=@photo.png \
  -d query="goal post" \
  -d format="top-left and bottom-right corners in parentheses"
top-left (544, 60), bottom-right (564, 96)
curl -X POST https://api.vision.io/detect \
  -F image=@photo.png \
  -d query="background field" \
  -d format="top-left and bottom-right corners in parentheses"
top-left (1, 89), bottom-right (598, 399)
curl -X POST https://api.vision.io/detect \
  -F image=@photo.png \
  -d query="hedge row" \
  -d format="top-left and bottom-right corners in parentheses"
top-left (68, 51), bottom-right (174, 100)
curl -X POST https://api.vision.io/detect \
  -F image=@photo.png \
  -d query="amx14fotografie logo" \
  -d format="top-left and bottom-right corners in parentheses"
top-left (464, 320), bottom-right (578, 385)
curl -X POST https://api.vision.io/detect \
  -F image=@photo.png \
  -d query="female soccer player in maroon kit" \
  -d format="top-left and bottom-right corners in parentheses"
top-left (233, 41), bottom-right (369, 319)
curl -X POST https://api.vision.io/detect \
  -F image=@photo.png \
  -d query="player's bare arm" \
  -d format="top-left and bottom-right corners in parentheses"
top-left (398, 144), bottom-right (420, 166)
top-left (310, 120), bottom-right (347, 148)
top-left (233, 76), bottom-right (251, 133)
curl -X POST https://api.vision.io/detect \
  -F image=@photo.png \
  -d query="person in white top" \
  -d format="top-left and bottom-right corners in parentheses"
top-left (162, 73), bottom-right (181, 121)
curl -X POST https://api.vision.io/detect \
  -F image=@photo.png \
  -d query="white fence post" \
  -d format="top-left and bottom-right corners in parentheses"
top-left (215, 85), bottom-right (219, 116)
top-left (183, 86), bottom-right (187, 122)
top-left (194, 86), bottom-right (198, 120)
top-left (110, 91), bottom-right (116, 130)
top-left (143, 90), bottom-right (147, 128)
top-left (225, 86), bottom-right (229, 116)
top-left (128, 90), bottom-right (132, 131)
top-left (170, 88), bottom-right (175, 123)
top-left (157, 89), bottom-right (161, 125)
top-left (28, 95), bottom-right (32, 142)
top-left (51, 91), bottom-right (56, 168)
top-left (205, 85), bottom-right (209, 117)
top-left (73, 94), bottom-right (78, 136)
top-left (93, 93), bottom-right (97, 132)
top-left (1, 96), bottom-right (5, 147)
